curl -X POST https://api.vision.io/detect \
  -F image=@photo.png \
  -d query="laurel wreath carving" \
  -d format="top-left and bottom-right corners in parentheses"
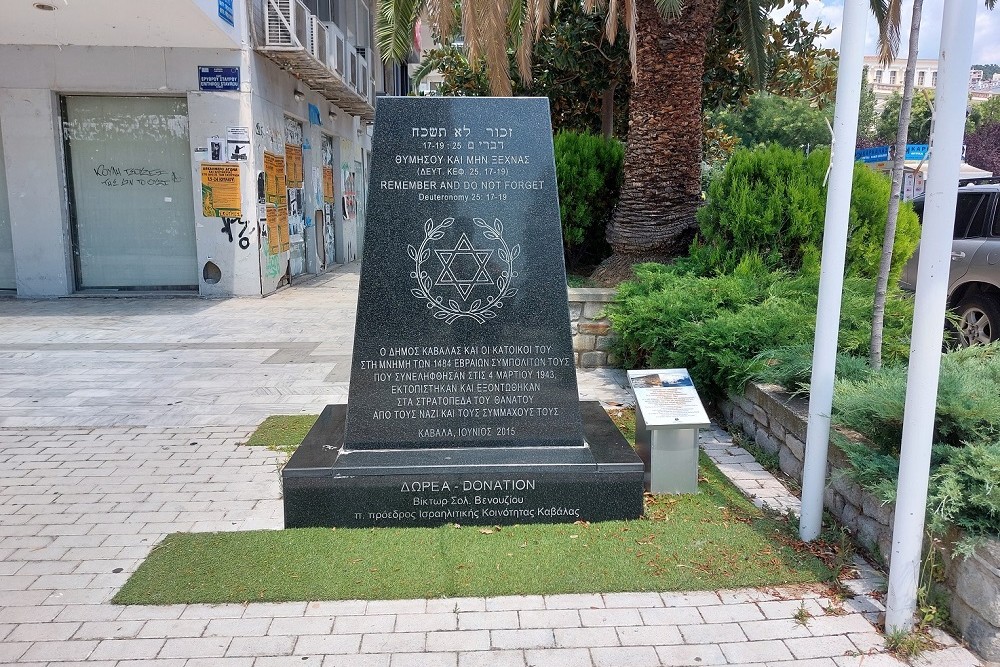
top-left (407, 217), bottom-right (520, 324)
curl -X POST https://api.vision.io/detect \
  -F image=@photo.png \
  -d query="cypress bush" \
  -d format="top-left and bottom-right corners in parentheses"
top-left (553, 130), bottom-right (624, 270)
top-left (690, 144), bottom-right (920, 281)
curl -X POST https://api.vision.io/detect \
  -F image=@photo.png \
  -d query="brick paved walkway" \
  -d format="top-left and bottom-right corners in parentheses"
top-left (0, 266), bottom-right (982, 665)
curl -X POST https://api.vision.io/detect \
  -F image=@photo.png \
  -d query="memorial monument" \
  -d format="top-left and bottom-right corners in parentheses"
top-left (283, 97), bottom-right (644, 528)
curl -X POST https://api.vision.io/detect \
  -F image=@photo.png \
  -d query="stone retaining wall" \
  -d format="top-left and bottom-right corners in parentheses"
top-left (567, 287), bottom-right (618, 368)
top-left (720, 382), bottom-right (1000, 665)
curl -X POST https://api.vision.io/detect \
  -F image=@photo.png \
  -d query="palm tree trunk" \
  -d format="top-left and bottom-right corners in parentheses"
top-left (592, 0), bottom-right (721, 284)
top-left (870, 0), bottom-right (923, 369)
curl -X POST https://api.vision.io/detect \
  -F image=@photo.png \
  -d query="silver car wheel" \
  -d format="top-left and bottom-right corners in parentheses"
top-left (957, 304), bottom-right (994, 347)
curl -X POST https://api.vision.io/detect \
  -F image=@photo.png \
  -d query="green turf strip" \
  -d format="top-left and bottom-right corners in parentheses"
top-left (113, 452), bottom-right (830, 605)
top-left (243, 415), bottom-right (318, 455)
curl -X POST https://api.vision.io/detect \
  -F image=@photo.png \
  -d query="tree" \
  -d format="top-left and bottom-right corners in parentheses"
top-left (965, 122), bottom-right (1000, 176)
top-left (869, 0), bottom-right (997, 369)
top-left (870, 0), bottom-right (923, 370)
top-left (411, 3), bottom-right (632, 138)
top-left (858, 66), bottom-right (879, 144)
top-left (703, 0), bottom-right (839, 112)
top-left (706, 92), bottom-right (833, 151)
top-left (876, 91), bottom-right (934, 144)
top-left (376, 0), bottom-right (899, 283)
top-left (969, 94), bottom-right (1000, 132)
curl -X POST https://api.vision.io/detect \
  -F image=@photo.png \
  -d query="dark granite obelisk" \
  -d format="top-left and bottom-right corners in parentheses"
top-left (282, 97), bottom-right (643, 528)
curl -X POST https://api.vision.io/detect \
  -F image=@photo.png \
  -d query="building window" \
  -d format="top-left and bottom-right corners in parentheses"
top-left (875, 69), bottom-right (883, 83)
top-left (932, 71), bottom-right (938, 86)
top-left (889, 70), bottom-right (897, 85)
top-left (918, 71), bottom-right (925, 86)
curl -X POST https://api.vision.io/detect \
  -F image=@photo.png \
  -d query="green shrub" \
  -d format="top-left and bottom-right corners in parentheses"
top-left (748, 345), bottom-right (875, 395)
top-left (829, 344), bottom-right (1000, 540)
top-left (607, 263), bottom-right (913, 399)
top-left (833, 343), bottom-right (1000, 454)
top-left (836, 436), bottom-right (1000, 539)
top-left (553, 130), bottom-right (624, 269)
top-left (927, 442), bottom-right (1000, 537)
top-left (690, 145), bottom-right (920, 281)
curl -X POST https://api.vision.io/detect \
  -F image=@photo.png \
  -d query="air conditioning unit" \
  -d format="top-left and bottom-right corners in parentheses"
top-left (265, 0), bottom-right (295, 46)
top-left (309, 15), bottom-right (328, 66)
top-left (335, 33), bottom-right (346, 77)
top-left (293, 0), bottom-right (309, 48)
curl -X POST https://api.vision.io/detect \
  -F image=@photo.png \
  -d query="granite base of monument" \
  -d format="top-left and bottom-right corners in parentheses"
top-left (283, 402), bottom-right (644, 528)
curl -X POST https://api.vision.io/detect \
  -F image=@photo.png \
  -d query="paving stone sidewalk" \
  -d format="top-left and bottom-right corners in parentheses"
top-left (0, 266), bottom-right (982, 666)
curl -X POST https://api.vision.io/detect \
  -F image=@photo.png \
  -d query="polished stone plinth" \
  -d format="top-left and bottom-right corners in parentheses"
top-left (283, 401), bottom-right (644, 528)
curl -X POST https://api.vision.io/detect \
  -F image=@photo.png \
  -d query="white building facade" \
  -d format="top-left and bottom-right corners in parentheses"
top-left (0, 0), bottom-right (402, 297)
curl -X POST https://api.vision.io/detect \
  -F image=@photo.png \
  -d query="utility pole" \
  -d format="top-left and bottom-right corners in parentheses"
top-left (799, 0), bottom-right (868, 542)
top-left (884, 0), bottom-right (978, 632)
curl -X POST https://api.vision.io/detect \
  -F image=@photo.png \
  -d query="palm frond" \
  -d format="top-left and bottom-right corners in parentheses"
top-left (869, 0), bottom-right (900, 65)
top-left (374, 0), bottom-right (426, 63)
top-left (605, 0), bottom-right (619, 44)
top-left (624, 0), bottom-right (637, 83)
top-left (410, 55), bottom-right (442, 92)
top-left (513, 0), bottom-right (533, 84)
top-left (652, 0), bottom-right (682, 20)
top-left (733, 0), bottom-right (769, 86)
top-left (429, 0), bottom-right (457, 48)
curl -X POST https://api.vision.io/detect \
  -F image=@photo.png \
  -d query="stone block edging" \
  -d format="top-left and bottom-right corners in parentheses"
top-left (567, 287), bottom-right (618, 368)
top-left (721, 382), bottom-right (1000, 664)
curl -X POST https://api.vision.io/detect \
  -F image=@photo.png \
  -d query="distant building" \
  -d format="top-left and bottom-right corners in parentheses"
top-left (863, 55), bottom-right (999, 111)
top-left (863, 55), bottom-right (938, 110)
top-left (0, 0), bottom-right (407, 298)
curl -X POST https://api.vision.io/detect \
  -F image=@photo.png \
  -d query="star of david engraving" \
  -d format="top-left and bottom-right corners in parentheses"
top-left (433, 233), bottom-right (495, 300)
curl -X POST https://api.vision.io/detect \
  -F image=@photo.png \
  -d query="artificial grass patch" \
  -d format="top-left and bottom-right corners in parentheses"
top-left (244, 415), bottom-right (318, 455)
top-left (113, 453), bottom-right (831, 605)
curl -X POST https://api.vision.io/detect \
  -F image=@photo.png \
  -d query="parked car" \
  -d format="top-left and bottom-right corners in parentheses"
top-left (900, 183), bottom-right (1000, 346)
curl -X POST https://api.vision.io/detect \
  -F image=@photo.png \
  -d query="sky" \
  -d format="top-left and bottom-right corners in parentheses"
top-left (772, 0), bottom-right (1000, 65)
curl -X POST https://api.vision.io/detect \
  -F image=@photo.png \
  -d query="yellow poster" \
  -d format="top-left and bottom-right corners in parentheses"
top-left (276, 202), bottom-right (290, 253)
top-left (263, 151), bottom-right (284, 205)
top-left (200, 163), bottom-right (241, 217)
top-left (322, 165), bottom-right (335, 204)
top-left (285, 144), bottom-right (303, 187)
top-left (264, 205), bottom-right (279, 255)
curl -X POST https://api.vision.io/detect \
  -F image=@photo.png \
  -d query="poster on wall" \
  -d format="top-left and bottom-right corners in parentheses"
top-left (263, 151), bottom-right (284, 202)
top-left (200, 163), bottom-right (241, 217)
top-left (322, 165), bottom-right (335, 204)
top-left (265, 205), bottom-right (280, 255)
top-left (276, 202), bottom-right (290, 252)
top-left (285, 144), bottom-right (304, 188)
top-left (226, 127), bottom-right (250, 161)
top-left (341, 167), bottom-right (357, 221)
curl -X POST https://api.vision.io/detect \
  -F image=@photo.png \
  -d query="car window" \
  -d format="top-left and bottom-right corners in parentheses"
top-left (992, 197), bottom-right (1000, 237)
top-left (954, 193), bottom-right (989, 239)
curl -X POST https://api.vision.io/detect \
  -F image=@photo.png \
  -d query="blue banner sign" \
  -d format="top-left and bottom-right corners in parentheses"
top-left (218, 0), bottom-right (235, 26)
top-left (855, 144), bottom-right (930, 163)
top-left (199, 66), bottom-right (241, 92)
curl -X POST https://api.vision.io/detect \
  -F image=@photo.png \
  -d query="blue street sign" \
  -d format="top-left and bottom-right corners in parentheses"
top-left (219, 0), bottom-right (235, 26)
top-left (199, 66), bottom-right (241, 92)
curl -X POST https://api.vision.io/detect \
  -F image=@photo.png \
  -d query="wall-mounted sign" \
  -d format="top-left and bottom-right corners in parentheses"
top-left (200, 163), bottom-right (242, 218)
top-left (218, 0), bottom-right (235, 26)
top-left (198, 66), bottom-right (240, 92)
top-left (227, 126), bottom-right (250, 161)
